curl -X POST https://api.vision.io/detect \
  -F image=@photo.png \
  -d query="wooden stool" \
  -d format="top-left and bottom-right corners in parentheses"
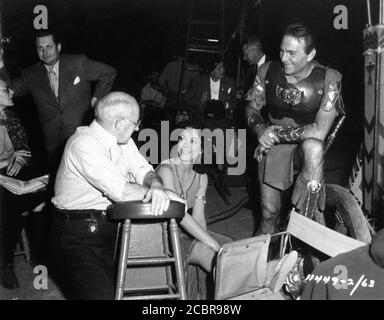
top-left (14, 228), bottom-right (31, 264)
top-left (108, 200), bottom-right (187, 300)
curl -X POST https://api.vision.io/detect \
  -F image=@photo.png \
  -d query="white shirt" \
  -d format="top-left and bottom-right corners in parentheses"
top-left (210, 78), bottom-right (220, 100)
top-left (52, 120), bottom-right (153, 210)
top-left (258, 55), bottom-right (266, 69)
top-left (44, 60), bottom-right (60, 79)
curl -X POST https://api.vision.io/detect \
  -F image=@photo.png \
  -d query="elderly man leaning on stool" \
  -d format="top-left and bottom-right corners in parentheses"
top-left (49, 92), bottom-right (183, 300)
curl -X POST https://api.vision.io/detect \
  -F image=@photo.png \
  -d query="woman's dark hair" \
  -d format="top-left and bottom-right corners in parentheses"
top-left (174, 119), bottom-right (219, 175)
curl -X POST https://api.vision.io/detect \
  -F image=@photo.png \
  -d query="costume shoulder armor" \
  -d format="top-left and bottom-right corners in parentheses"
top-left (324, 67), bottom-right (342, 83)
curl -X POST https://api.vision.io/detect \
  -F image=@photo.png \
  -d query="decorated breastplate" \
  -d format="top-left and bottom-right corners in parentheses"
top-left (265, 62), bottom-right (326, 125)
top-left (276, 85), bottom-right (305, 106)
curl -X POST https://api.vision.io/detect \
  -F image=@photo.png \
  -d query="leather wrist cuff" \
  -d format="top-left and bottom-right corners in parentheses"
top-left (247, 113), bottom-right (265, 129)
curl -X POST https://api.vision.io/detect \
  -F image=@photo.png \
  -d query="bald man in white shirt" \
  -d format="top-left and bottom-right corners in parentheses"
top-left (49, 92), bottom-right (182, 300)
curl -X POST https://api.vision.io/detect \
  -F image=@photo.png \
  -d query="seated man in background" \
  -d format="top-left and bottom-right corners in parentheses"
top-left (245, 23), bottom-right (343, 237)
top-left (184, 60), bottom-right (237, 125)
top-left (184, 60), bottom-right (237, 171)
top-left (49, 92), bottom-right (182, 300)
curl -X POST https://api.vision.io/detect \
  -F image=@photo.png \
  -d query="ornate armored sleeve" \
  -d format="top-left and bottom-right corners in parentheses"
top-left (320, 68), bottom-right (343, 114)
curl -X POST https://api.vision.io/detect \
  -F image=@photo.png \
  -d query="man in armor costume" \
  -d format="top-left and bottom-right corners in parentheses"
top-left (245, 23), bottom-right (343, 235)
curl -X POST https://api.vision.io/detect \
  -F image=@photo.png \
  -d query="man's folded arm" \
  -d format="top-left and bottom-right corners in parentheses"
top-left (71, 138), bottom-right (147, 202)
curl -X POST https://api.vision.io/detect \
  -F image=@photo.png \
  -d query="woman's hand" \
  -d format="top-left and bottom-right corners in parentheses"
top-left (6, 160), bottom-right (23, 176)
top-left (6, 150), bottom-right (30, 176)
top-left (13, 150), bottom-right (31, 158)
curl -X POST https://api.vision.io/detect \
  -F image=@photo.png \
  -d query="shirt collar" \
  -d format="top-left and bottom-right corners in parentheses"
top-left (210, 77), bottom-right (221, 84)
top-left (257, 55), bottom-right (266, 68)
top-left (89, 120), bottom-right (118, 149)
top-left (44, 60), bottom-right (60, 74)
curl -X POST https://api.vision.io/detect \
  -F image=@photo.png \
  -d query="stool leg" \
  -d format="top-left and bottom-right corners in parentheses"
top-left (113, 222), bottom-right (122, 261)
top-left (115, 219), bottom-right (131, 300)
top-left (161, 222), bottom-right (174, 294)
top-left (169, 219), bottom-right (187, 300)
top-left (21, 228), bottom-right (31, 264)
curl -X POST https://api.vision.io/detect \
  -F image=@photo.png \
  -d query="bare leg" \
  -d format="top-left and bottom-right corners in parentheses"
top-left (188, 241), bottom-right (216, 273)
top-left (301, 138), bottom-right (324, 182)
top-left (292, 138), bottom-right (326, 220)
top-left (258, 162), bottom-right (283, 235)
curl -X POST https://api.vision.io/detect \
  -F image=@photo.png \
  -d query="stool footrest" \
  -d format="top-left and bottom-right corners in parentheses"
top-left (124, 285), bottom-right (170, 292)
top-left (126, 257), bottom-right (175, 266)
top-left (123, 293), bottom-right (180, 300)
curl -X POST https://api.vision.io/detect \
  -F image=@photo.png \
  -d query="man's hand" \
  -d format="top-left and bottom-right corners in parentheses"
top-left (200, 91), bottom-right (208, 104)
top-left (235, 88), bottom-right (244, 100)
top-left (142, 181), bottom-right (170, 216)
top-left (258, 125), bottom-right (281, 149)
top-left (254, 145), bottom-right (270, 163)
top-left (91, 97), bottom-right (98, 108)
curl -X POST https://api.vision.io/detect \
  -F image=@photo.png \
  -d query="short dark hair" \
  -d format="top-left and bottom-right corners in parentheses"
top-left (283, 23), bottom-right (315, 54)
top-left (243, 36), bottom-right (262, 50)
top-left (35, 29), bottom-right (60, 45)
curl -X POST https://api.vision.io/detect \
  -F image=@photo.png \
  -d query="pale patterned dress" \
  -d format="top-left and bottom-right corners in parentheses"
top-left (157, 158), bottom-right (233, 299)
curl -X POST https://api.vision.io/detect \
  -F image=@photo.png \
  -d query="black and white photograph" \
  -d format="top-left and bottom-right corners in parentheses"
top-left (0, 0), bottom-right (383, 305)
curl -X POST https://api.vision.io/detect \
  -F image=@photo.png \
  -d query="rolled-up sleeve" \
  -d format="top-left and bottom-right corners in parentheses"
top-left (124, 139), bottom-right (153, 185)
top-left (70, 137), bottom-right (128, 201)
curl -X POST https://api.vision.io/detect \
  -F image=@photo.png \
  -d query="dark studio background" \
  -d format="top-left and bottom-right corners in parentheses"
top-left (0, 0), bottom-right (372, 178)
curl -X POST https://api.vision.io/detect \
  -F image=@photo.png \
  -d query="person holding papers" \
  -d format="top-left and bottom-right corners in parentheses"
top-left (0, 78), bottom-right (47, 289)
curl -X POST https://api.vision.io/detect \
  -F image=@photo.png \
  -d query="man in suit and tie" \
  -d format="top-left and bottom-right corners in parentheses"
top-left (242, 36), bottom-right (267, 91)
top-left (184, 60), bottom-right (237, 125)
top-left (0, 29), bottom-right (117, 171)
top-left (242, 37), bottom-right (268, 224)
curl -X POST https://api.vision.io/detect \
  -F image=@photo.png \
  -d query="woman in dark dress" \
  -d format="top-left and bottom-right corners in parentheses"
top-left (0, 78), bottom-right (47, 289)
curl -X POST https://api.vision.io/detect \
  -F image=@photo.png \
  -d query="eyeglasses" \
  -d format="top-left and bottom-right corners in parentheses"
top-left (125, 118), bottom-right (141, 129)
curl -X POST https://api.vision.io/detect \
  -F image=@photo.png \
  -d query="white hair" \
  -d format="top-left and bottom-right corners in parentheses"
top-left (95, 91), bottom-right (139, 125)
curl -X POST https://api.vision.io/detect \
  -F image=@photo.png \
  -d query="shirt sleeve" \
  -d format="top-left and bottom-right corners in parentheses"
top-left (124, 139), bottom-right (154, 186)
top-left (69, 136), bottom-right (128, 202)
